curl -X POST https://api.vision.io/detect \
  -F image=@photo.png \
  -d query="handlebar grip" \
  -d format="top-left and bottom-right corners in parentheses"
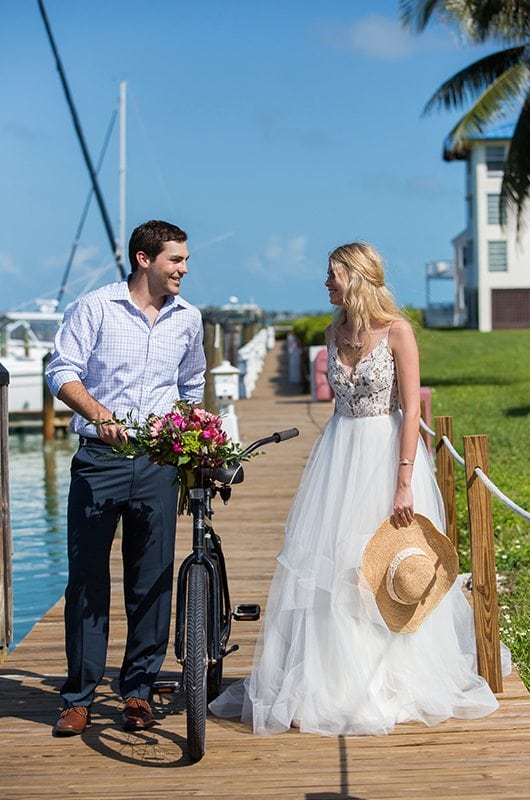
top-left (273, 428), bottom-right (300, 442)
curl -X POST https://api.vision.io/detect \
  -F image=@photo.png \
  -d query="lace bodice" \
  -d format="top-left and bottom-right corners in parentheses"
top-left (328, 339), bottom-right (400, 418)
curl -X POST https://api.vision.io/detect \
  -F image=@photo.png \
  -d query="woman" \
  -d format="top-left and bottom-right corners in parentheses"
top-left (210, 241), bottom-right (510, 736)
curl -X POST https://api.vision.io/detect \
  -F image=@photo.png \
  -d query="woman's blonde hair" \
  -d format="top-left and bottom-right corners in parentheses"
top-left (329, 242), bottom-right (403, 344)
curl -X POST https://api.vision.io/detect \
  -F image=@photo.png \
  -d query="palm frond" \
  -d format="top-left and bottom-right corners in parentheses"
top-left (472, 1), bottom-right (530, 41)
top-left (444, 61), bottom-right (530, 153)
top-left (401, 0), bottom-right (530, 39)
top-left (423, 46), bottom-right (526, 115)
top-left (501, 91), bottom-right (530, 229)
top-left (400, 0), bottom-right (444, 31)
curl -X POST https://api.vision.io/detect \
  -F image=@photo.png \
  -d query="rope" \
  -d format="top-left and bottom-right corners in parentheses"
top-left (441, 435), bottom-right (466, 467)
top-left (474, 468), bottom-right (530, 522)
top-left (419, 417), bottom-right (529, 521)
top-left (419, 417), bottom-right (435, 437)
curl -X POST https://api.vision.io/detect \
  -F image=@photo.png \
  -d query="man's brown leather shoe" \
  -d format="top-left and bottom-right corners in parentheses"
top-left (53, 706), bottom-right (90, 736)
top-left (122, 697), bottom-right (155, 731)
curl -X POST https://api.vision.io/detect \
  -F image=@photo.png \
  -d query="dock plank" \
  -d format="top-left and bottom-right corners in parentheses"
top-left (1, 342), bottom-right (529, 800)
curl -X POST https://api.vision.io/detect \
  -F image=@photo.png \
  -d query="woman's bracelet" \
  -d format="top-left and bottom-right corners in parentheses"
top-left (399, 457), bottom-right (414, 466)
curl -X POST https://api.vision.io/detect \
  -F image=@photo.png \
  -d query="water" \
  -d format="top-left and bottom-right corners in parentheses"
top-left (9, 433), bottom-right (76, 648)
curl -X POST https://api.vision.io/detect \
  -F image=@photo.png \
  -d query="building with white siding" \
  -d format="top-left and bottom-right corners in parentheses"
top-left (444, 122), bottom-right (530, 331)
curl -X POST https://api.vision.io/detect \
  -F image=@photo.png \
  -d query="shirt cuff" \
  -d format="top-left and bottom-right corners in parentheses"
top-left (46, 369), bottom-right (83, 398)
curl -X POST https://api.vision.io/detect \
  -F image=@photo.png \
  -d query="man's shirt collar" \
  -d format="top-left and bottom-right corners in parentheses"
top-left (108, 279), bottom-right (191, 313)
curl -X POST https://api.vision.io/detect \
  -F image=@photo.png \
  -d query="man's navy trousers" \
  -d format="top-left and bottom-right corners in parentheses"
top-left (60, 437), bottom-right (178, 708)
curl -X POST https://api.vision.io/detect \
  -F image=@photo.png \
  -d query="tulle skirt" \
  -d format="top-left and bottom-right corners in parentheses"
top-left (209, 411), bottom-right (511, 736)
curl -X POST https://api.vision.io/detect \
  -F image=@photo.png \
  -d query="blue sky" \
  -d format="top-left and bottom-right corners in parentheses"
top-left (1, 1), bottom-right (498, 313)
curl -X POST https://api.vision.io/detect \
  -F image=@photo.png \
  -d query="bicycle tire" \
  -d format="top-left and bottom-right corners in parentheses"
top-left (185, 563), bottom-right (208, 761)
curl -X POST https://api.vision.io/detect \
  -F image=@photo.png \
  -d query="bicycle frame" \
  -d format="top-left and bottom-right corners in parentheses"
top-left (169, 427), bottom-right (299, 761)
top-left (174, 480), bottom-right (231, 666)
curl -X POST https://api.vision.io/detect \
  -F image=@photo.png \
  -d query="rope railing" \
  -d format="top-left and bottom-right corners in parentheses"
top-left (474, 467), bottom-right (530, 523)
top-left (420, 417), bottom-right (529, 521)
top-left (419, 411), bottom-right (529, 693)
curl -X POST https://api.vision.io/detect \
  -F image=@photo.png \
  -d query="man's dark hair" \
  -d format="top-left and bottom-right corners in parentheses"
top-left (128, 220), bottom-right (187, 271)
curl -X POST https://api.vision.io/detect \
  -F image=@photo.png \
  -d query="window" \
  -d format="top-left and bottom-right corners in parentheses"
top-left (487, 193), bottom-right (507, 225)
top-left (486, 146), bottom-right (505, 176)
top-left (488, 240), bottom-right (508, 271)
top-left (463, 241), bottom-right (473, 267)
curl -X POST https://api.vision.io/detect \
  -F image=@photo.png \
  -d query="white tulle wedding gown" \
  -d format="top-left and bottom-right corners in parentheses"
top-left (209, 336), bottom-right (510, 735)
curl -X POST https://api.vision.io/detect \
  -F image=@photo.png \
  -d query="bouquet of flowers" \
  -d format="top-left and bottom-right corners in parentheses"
top-left (110, 401), bottom-right (251, 515)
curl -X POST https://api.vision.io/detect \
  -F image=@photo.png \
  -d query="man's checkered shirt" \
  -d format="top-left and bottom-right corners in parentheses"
top-left (46, 280), bottom-right (206, 437)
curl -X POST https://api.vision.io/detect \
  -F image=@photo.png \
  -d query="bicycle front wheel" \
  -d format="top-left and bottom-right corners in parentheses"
top-left (185, 563), bottom-right (208, 761)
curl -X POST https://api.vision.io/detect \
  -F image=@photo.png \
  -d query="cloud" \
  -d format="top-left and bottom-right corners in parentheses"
top-left (192, 232), bottom-right (235, 254)
top-left (43, 244), bottom-right (101, 273)
top-left (37, 245), bottom-right (115, 303)
top-left (318, 15), bottom-right (448, 61)
top-left (247, 234), bottom-right (316, 280)
top-left (0, 251), bottom-right (24, 277)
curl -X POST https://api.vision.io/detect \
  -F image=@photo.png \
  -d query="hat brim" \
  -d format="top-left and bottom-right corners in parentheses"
top-left (361, 514), bottom-right (459, 633)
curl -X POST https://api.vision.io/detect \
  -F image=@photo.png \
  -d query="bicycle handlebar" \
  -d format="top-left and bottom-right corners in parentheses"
top-left (272, 427), bottom-right (299, 442)
top-left (241, 427), bottom-right (300, 457)
top-left (203, 428), bottom-right (300, 486)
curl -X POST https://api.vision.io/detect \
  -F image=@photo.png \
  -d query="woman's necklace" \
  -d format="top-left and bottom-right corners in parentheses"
top-left (340, 326), bottom-right (370, 350)
top-left (342, 336), bottom-right (363, 350)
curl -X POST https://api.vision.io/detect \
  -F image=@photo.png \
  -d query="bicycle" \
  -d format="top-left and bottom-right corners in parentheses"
top-left (156, 427), bottom-right (299, 762)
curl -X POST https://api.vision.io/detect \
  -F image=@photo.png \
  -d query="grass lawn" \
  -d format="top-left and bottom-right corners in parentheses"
top-left (418, 329), bottom-right (530, 688)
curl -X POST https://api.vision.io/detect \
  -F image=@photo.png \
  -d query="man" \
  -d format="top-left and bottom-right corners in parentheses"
top-left (46, 220), bottom-right (206, 736)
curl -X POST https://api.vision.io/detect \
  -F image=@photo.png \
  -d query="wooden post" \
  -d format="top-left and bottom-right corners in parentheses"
top-left (202, 319), bottom-right (224, 413)
top-left (224, 324), bottom-right (240, 367)
top-left (463, 434), bottom-right (503, 693)
top-left (420, 398), bottom-right (428, 450)
top-left (0, 363), bottom-right (13, 660)
top-left (434, 416), bottom-right (457, 549)
top-left (241, 320), bottom-right (256, 346)
top-left (419, 386), bottom-right (431, 452)
top-left (42, 352), bottom-right (55, 442)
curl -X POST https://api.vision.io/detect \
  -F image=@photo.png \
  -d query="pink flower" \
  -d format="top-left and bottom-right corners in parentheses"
top-left (172, 442), bottom-right (183, 454)
top-left (150, 418), bottom-right (164, 437)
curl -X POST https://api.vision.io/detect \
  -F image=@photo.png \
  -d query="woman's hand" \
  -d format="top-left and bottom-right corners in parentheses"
top-left (392, 484), bottom-right (414, 527)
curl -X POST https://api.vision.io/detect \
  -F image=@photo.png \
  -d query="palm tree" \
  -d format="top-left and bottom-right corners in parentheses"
top-left (400, 1), bottom-right (530, 228)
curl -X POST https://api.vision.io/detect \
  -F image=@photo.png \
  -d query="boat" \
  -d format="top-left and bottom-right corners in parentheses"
top-left (0, 303), bottom-right (70, 425)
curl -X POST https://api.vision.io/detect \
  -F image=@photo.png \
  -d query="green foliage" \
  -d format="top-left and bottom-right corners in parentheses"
top-left (419, 328), bottom-right (530, 686)
top-left (292, 309), bottom-right (425, 345)
top-left (403, 306), bottom-right (425, 327)
top-left (400, 0), bottom-right (530, 228)
top-left (291, 314), bottom-right (333, 347)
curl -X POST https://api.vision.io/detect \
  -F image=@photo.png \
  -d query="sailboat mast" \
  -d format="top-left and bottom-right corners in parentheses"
top-left (118, 81), bottom-right (127, 271)
top-left (37, 0), bottom-right (125, 279)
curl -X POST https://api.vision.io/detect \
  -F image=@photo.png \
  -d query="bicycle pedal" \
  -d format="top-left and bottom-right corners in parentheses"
top-left (233, 603), bottom-right (261, 621)
top-left (152, 680), bottom-right (180, 694)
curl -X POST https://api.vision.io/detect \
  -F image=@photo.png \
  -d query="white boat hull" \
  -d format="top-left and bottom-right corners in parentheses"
top-left (1, 357), bottom-right (69, 414)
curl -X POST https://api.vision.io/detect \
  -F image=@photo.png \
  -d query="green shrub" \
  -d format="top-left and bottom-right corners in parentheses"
top-left (291, 314), bottom-right (333, 347)
top-left (403, 306), bottom-right (425, 327)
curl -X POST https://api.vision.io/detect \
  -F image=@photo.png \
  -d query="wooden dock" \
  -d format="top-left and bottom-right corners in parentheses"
top-left (1, 343), bottom-right (529, 799)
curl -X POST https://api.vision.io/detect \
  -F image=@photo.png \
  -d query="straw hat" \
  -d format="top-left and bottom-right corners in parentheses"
top-left (361, 514), bottom-right (459, 633)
